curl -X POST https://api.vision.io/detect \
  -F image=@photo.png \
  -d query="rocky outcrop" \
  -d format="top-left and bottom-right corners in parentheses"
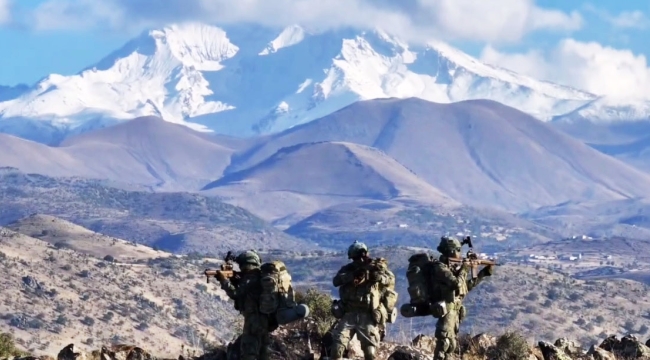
top-left (4, 330), bottom-right (650, 360)
top-left (598, 334), bottom-right (650, 358)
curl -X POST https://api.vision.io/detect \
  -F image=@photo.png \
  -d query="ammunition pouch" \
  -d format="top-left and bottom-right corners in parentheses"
top-left (372, 305), bottom-right (386, 325)
top-left (459, 304), bottom-right (467, 322)
top-left (331, 299), bottom-right (345, 319)
top-left (386, 306), bottom-right (398, 323)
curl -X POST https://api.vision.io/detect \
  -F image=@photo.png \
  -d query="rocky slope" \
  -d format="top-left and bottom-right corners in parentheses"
top-left (0, 169), bottom-right (315, 254)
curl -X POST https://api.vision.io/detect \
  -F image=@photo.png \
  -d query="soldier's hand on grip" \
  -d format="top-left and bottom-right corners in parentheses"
top-left (216, 270), bottom-right (227, 282)
top-left (460, 258), bottom-right (471, 272)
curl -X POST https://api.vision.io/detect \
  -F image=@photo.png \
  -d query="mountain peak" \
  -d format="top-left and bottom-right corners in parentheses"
top-left (145, 22), bottom-right (240, 71)
top-left (0, 22), bottom-right (612, 143)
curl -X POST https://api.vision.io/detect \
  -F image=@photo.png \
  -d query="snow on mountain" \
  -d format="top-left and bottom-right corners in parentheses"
top-left (553, 96), bottom-right (650, 124)
top-left (549, 96), bottom-right (650, 147)
top-left (0, 22), bottom-right (598, 142)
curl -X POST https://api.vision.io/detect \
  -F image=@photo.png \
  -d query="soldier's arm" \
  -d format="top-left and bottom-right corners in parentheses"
top-left (218, 278), bottom-right (238, 299)
top-left (333, 265), bottom-right (355, 287)
top-left (466, 266), bottom-right (493, 291)
top-left (433, 264), bottom-right (468, 290)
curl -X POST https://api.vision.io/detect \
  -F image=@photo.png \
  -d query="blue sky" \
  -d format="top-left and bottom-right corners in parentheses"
top-left (0, 0), bottom-right (649, 97)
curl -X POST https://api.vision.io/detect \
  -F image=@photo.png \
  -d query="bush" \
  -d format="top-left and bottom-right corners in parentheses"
top-left (103, 255), bottom-right (115, 262)
top-left (55, 315), bottom-right (68, 325)
top-left (524, 292), bottom-right (539, 301)
top-left (295, 287), bottom-right (336, 336)
top-left (81, 316), bottom-right (95, 326)
top-left (0, 333), bottom-right (25, 358)
top-left (487, 331), bottom-right (530, 360)
top-left (54, 241), bottom-right (72, 249)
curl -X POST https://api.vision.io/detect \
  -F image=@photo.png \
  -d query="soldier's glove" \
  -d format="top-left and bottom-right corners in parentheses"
top-left (460, 259), bottom-right (471, 273)
top-left (481, 265), bottom-right (494, 277)
top-left (353, 269), bottom-right (368, 286)
top-left (215, 270), bottom-right (227, 282)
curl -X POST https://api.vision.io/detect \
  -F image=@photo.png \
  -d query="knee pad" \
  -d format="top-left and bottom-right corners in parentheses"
top-left (363, 345), bottom-right (376, 360)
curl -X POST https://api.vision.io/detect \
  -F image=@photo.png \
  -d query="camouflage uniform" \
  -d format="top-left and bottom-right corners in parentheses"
top-left (431, 237), bottom-right (493, 360)
top-left (374, 258), bottom-right (396, 341)
top-left (217, 250), bottom-right (274, 360)
top-left (330, 241), bottom-right (394, 360)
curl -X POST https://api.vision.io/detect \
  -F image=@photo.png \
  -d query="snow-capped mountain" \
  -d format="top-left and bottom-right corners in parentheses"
top-left (553, 96), bottom-right (650, 124)
top-left (550, 96), bottom-right (650, 145)
top-left (0, 22), bottom-right (600, 142)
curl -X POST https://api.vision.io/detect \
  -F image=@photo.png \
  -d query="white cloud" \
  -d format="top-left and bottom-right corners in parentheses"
top-left (0, 0), bottom-right (11, 25)
top-left (28, 0), bottom-right (583, 44)
top-left (480, 40), bottom-right (650, 98)
top-left (609, 11), bottom-right (649, 29)
top-left (584, 4), bottom-right (649, 29)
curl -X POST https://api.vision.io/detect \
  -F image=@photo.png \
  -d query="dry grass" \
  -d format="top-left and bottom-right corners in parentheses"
top-left (0, 226), bottom-right (237, 357)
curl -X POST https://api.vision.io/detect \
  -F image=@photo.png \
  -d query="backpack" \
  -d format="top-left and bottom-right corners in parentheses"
top-left (373, 258), bottom-right (398, 323)
top-left (259, 261), bottom-right (296, 315)
top-left (402, 253), bottom-right (442, 317)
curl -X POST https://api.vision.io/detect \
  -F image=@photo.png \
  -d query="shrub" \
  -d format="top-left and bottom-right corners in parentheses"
top-left (55, 315), bottom-right (68, 325)
top-left (81, 316), bottom-right (95, 326)
top-left (487, 331), bottom-right (530, 360)
top-left (103, 255), bottom-right (115, 262)
top-left (295, 287), bottom-right (336, 336)
top-left (524, 292), bottom-right (539, 301)
top-left (54, 241), bottom-right (71, 250)
top-left (0, 333), bottom-right (25, 358)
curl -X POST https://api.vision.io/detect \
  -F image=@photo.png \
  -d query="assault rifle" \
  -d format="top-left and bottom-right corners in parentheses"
top-left (204, 251), bottom-right (239, 283)
top-left (447, 236), bottom-right (500, 279)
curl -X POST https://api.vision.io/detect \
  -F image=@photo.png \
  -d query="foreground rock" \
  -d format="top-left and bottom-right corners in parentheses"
top-left (3, 329), bottom-right (650, 360)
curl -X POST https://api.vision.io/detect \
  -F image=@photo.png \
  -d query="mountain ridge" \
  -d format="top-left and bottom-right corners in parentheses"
top-left (224, 97), bottom-right (650, 212)
top-left (0, 22), bottom-right (605, 143)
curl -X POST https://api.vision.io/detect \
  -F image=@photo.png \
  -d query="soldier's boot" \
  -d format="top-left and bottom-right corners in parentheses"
top-left (363, 345), bottom-right (377, 360)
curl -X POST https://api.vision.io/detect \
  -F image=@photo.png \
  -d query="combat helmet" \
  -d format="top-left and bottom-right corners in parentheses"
top-left (347, 240), bottom-right (368, 259)
top-left (236, 250), bottom-right (262, 270)
top-left (436, 236), bottom-right (461, 256)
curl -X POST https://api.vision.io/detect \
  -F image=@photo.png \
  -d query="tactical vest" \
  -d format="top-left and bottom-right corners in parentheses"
top-left (433, 261), bottom-right (468, 302)
top-left (234, 271), bottom-right (262, 314)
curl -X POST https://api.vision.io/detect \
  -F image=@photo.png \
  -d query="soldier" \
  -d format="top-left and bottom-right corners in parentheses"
top-left (215, 250), bottom-right (273, 360)
top-left (374, 257), bottom-right (397, 341)
top-left (329, 241), bottom-right (394, 360)
top-left (431, 236), bottom-right (494, 360)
